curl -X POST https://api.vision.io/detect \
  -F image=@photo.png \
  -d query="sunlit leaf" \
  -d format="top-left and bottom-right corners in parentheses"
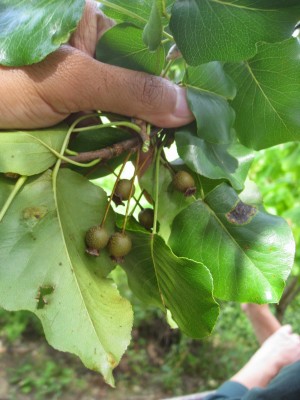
top-left (122, 229), bottom-right (219, 338)
top-left (169, 183), bottom-right (295, 302)
top-left (0, 170), bottom-right (133, 385)
top-left (170, 0), bottom-right (300, 65)
top-left (176, 126), bottom-right (254, 191)
top-left (226, 39), bottom-right (300, 149)
top-left (0, 126), bottom-right (67, 176)
top-left (0, 0), bottom-right (85, 66)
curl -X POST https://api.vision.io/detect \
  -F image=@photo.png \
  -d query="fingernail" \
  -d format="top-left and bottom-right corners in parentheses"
top-left (173, 86), bottom-right (194, 120)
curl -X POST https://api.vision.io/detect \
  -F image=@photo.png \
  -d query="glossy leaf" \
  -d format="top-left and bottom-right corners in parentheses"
top-left (184, 64), bottom-right (236, 144)
top-left (0, 0), bottom-right (85, 66)
top-left (225, 39), bottom-right (300, 149)
top-left (122, 229), bottom-right (219, 338)
top-left (170, 0), bottom-right (300, 65)
top-left (0, 170), bottom-right (133, 385)
top-left (176, 126), bottom-right (254, 191)
top-left (169, 183), bottom-right (295, 302)
top-left (0, 126), bottom-right (67, 176)
top-left (184, 63), bottom-right (237, 100)
top-left (96, 23), bottom-right (165, 75)
top-left (187, 89), bottom-right (236, 144)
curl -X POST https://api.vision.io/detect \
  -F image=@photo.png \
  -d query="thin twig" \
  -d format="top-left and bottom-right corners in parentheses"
top-left (64, 137), bottom-right (140, 164)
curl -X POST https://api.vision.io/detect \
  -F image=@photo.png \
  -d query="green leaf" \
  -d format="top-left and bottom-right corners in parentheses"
top-left (169, 183), bottom-right (295, 302)
top-left (96, 23), bottom-right (165, 75)
top-left (122, 230), bottom-right (219, 338)
top-left (225, 39), bottom-right (300, 149)
top-left (143, 0), bottom-right (164, 51)
top-left (0, 170), bottom-right (133, 385)
top-left (101, 0), bottom-right (173, 28)
top-left (184, 63), bottom-right (237, 100)
top-left (187, 89), bottom-right (236, 144)
top-left (184, 64), bottom-right (236, 144)
top-left (170, 0), bottom-right (300, 65)
top-left (0, 0), bottom-right (85, 66)
top-left (176, 126), bottom-right (254, 191)
top-left (0, 126), bottom-right (68, 176)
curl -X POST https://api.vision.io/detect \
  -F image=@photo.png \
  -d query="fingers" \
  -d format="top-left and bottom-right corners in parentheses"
top-left (69, 0), bottom-right (115, 56)
top-left (280, 324), bottom-right (293, 334)
top-left (30, 46), bottom-right (194, 128)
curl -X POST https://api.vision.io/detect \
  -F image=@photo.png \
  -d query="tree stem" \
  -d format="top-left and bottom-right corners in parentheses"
top-left (65, 137), bottom-right (140, 164)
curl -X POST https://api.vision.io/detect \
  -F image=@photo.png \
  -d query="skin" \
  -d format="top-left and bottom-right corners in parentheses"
top-left (0, 0), bottom-right (194, 130)
top-left (230, 304), bottom-right (300, 389)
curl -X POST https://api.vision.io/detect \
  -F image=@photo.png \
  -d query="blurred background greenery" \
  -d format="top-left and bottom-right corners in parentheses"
top-left (1, 142), bottom-right (300, 400)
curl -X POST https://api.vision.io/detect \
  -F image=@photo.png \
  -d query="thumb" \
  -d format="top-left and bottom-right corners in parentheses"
top-left (32, 47), bottom-right (194, 128)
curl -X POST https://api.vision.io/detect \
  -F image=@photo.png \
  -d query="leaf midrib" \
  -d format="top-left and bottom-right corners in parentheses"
top-left (207, 0), bottom-right (278, 13)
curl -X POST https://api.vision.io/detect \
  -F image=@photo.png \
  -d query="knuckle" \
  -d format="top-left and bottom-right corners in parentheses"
top-left (136, 75), bottom-right (165, 110)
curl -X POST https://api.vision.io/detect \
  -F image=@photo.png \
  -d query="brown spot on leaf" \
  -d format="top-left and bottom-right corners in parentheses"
top-left (36, 285), bottom-right (54, 310)
top-left (107, 352), bottom-right (118, 369)
top-left (22, 206), bottom-right (48, 220)
top-left (226, 201), bottom-right (257, 225)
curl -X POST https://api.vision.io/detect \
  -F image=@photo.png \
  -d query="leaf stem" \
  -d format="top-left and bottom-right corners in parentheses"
top-left (32, 136), bottom-right (101, 168)
top-left (130, 189), bottom-right (145, 216)
top-left (72, 121), bottom-right (142, 134)
top-left (163, 31), bottom-right (173, 41)
top-left (153, 146), bottom-right (163, 234)
top-left (52, 114), bottom-right (95, 196)
top-left (98, 0), bottom-right (147, 23)
top-left (65, 149), bottom-right (78, 156)
top-left (161, 59), bottom-right (174, 78)
top-left (0, 176), bottom-right (28, 223)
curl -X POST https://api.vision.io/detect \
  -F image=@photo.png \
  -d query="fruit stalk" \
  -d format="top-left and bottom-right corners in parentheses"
top-left (122, 150), bottom-right (140, 233)
top-left (101, 152), bottom-right (132, 228)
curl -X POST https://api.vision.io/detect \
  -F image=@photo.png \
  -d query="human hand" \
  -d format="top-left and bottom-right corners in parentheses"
top-left (0, 0), bottom-right (194, 130)
top-left (231, 325), bottom-right (300, 389)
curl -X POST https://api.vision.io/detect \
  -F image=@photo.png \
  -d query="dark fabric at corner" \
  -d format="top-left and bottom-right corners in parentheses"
top-left (203, 361), bottom-right (300, 400)
top-left (203, 381), bottom-right (248, 399)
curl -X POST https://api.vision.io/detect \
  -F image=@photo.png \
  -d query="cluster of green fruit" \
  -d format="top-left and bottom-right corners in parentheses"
top-left (85, 170), bottom-right (195, 261)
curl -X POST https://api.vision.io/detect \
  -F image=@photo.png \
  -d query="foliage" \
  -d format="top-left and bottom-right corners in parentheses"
top-left (0, 0), bottom-right (299, 385)
top-left (9, 360), bottom-right (79, 400)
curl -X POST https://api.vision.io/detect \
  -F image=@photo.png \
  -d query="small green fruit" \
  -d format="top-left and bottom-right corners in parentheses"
top-left (115, 179), bottom-right (135, 201)
top-left (108, 232), bottom-right (132, 259)
top-left (85, 225), bottom-right (110, 256)
top-left (172, 171), bottom-right (196, 196)
top-left (138, 208), bottom-right (154, 230)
